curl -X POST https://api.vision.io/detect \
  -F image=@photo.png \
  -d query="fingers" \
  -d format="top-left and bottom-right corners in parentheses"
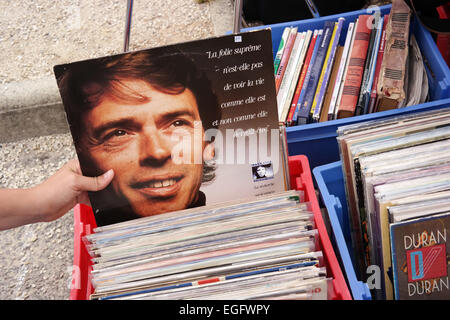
top-left (74, 169), bottom-right (114, 192)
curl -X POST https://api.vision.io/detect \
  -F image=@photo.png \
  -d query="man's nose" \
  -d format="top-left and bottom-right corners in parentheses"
top-left (139, 129), bottom-right (171, 167)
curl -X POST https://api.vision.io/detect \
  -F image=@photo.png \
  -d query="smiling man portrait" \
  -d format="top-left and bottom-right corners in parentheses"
top-left (55, 48), bottom-right (221, 226)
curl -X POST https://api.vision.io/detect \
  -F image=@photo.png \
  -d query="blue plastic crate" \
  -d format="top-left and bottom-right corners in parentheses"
top-left (244, 4), bottom-right (450, 170)
top-left (313, 161), bottom-right (372, 300)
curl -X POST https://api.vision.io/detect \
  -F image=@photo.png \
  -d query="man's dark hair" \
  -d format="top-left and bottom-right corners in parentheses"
top-left (54, 48), bottom-right (222, 225)
top-left (54, 47), bottom-right (221, 147)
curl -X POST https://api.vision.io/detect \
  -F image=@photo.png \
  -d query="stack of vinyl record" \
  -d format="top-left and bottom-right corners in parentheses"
top-left (337, 108), bottom-right (450, 300)
top-left (84, 190), bottom-right (330, 300)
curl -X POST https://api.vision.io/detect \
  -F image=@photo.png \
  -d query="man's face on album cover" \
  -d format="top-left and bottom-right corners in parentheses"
top-left (80, 79), bottom-right (213, 217)
top-left (256, 166), bottom-right (266, 178)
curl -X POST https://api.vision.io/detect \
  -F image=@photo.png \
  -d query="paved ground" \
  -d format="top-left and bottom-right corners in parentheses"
top-left (0, 0), bottom-right (235, 300)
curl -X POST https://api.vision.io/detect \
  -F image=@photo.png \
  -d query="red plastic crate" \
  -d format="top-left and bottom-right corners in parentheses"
top-left (70, 155), bottom-right (351, 300)
top-left (287, 155), bottom-right (351, 300)
top-left (70, 203), bottom-right (97, 301)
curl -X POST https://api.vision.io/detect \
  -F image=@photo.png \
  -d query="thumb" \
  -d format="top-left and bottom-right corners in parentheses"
top-left (74, 169), bottom-right (114, 192)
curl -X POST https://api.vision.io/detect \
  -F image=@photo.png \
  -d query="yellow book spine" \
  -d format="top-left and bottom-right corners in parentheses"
top-left (310, 23), bottom-right (337, 117)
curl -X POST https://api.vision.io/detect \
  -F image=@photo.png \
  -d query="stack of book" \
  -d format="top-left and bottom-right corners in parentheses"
top-left (275, 0), bottom-right (429, 126)
top-left (84, 191), bottom-right (330, 300)
top-left (337, 108), bottom-right (450, 300)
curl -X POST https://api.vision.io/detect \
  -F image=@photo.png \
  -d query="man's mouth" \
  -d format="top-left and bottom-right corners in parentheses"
top-left (142, 178), bottom-right (178, 188)
top-left (131, 176), bottom-right (183, 198)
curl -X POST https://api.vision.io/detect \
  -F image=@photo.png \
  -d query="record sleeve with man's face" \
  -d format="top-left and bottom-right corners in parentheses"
top-left (54, 29), bottom-right (287, 226)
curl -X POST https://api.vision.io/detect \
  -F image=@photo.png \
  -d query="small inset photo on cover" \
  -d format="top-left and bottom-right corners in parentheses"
top-left (251, 161), bottom-right (274, 182)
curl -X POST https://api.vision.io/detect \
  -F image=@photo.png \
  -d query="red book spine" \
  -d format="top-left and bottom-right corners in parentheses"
top-left (368, 14), bottom-right (389, 114)
top-left (275, 29), bottom-right (298, 94)
top-left (337, 15), bottom-right (372, 118)
top-left (286, 31), bottom-right (318, 124)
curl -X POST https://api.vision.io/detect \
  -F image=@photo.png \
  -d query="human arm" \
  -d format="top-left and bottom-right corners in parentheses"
top-left (0, 159), bottom-right (114, 231)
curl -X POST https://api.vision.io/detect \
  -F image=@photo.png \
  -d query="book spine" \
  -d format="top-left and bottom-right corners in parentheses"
top-left (333, 19), bottom-right (358, 120)
top-left (274, 27), bottom-right (292, 75)
top-left (277, 32), bottom-right (305, 122)
top-left (310, 22), bottom-right (338, 121)
top-left (297, 21), bottom-right (334, 124)
top-left (292, 29), bottom-right (323, 125)
top-left (288, 30), bottom-right (318, 126)
top-left (376, 0), bottom-right (411, 113)
top-left (337, 15), bottom-right (372, 119)
top-left (312, 18), bottom-right (345, 122)
top-left (328, 22), bottom-right (355, 121)
top-left (283, 31), bottom-right (312, 124)
top-left (362, 17), bottom-right (384, 115)
top-left (320, 45), bottom-right (343, 122)
top-left (369, 14), bottom-right (389, 114)
top-left (275, 27), bottom-right (298, 93)
top-left (355, 15), bottom-right (378, 116)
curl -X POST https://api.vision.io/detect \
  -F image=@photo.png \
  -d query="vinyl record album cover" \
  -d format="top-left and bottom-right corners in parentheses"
top-left (54, 29), bottom-right (287, 226)
top-left (390, 213), bottom-right (450, 300)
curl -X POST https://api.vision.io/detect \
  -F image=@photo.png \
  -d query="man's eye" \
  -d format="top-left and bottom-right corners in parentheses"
top-left (113, 130), bottom-right (127, 136)
top-left (104, 129), bottom-right (128, 141)
top-left (172, 120), bottom-right (188, 127)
